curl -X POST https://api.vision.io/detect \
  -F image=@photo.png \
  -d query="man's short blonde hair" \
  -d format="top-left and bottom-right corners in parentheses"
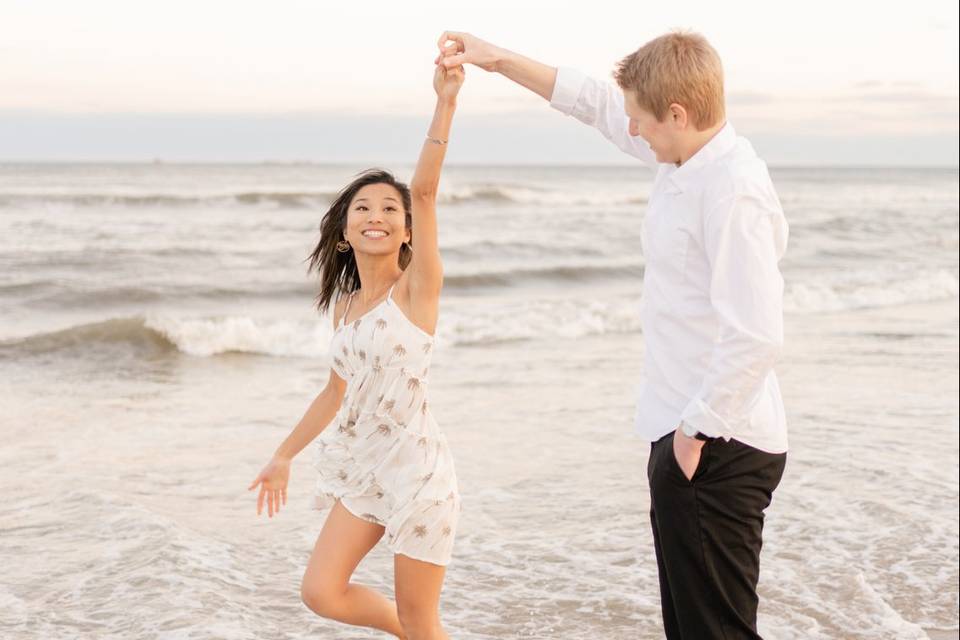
top-left (614, 31), bottom-right (725, 130)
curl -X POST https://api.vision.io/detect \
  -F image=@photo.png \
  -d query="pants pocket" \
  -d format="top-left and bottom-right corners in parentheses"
top-left (669, 433), bottom-right (710, 484)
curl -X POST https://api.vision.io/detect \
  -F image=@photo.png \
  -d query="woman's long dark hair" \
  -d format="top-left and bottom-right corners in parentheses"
top-left (307, 169), bottom-right (413, 312)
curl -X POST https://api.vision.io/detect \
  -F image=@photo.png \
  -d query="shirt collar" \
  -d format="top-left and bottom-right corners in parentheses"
top-left (666, 122), bottom-right (737, 193)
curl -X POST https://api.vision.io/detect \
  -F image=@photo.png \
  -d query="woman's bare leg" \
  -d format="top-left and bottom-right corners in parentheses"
top-left (301, 501), bottom-right (405, 638)
top-left (394, 554), bottom-right (448, 640)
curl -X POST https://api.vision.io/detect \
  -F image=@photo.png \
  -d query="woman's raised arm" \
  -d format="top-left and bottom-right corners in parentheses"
top-left (405, 63), bottom-right (464, 299)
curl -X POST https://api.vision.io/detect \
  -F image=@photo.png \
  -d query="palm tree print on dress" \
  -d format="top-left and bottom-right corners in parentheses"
top-left (422, 342), bottom-right (432, 354)
top-left (417, 436), bottom-right (428, 463)
top-left (407, 378), bottom-right (421, 407)
top-left (430, 525), bottom-right (453, 549)
top-left (366, 423), bottom-right (392, 439)
top-left (372, 318), bottom-right (387, 338)
top-left (342, 345), bottom-right (349, 358)
top-left (333, 357), bottom-right (345, 370)
top-left (414, 524), bottom-right (428, 538)
top-left (387, 343), bottom-right (406, 366)
top-left (359, 349), bottom-right (366, 363)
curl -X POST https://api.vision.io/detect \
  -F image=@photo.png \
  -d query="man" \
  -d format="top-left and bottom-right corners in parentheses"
top-left (437, 30), bottom-right (788, 639)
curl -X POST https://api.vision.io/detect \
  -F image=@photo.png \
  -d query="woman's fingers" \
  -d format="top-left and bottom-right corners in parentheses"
top-left (441, 53), bottom-right (466, 69)
top-left (257, 486), bottom-right (265, 515)
top-left (282, 488), bottom-right (287, 506)
top-left (247, 473), bottom-right (262, 491)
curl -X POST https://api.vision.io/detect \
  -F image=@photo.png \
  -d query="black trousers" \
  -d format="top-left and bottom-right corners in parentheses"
top-left (647, 432), bottom-right (786, 640)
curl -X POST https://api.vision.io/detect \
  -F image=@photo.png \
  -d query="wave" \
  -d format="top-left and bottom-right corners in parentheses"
top-left (0, 191), bottom-right (341, 209)
top-left (4, 263), bottom-right (641, 307)
top-left (439, 185), bottom-right (647, 206)
top-left (0, 317), bottom-right (176, 356)
top-left (0, 186), bottom-right (648, 210)
top-left (4, 270), bottom-right (956, 359)
top-left (0, 302), bottom-right (642, 359)
top-left (444, 262), bottom-right (645, 288)
top-left (0, 316), bottom-right (330, 359)
top-left (784, 269), bottom-right (959, 314)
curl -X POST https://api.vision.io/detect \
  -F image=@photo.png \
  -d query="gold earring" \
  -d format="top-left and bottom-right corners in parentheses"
top-left (336, 239), bottom-right (351, 253)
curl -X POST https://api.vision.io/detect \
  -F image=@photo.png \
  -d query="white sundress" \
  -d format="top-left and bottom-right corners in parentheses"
top-left (313, 284), bottom-right (460, 566)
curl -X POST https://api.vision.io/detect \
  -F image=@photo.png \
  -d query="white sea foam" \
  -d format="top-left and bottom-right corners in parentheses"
top-left (785, 269), bottom-right (959, 314)
top-left (143, 314), bottom-right (331, 358)
top-left (6, 267), bottom-right (958, 361)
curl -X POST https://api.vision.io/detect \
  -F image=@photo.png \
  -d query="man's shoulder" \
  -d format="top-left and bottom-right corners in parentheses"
top-left (701, 141), bottom-right (776, 202)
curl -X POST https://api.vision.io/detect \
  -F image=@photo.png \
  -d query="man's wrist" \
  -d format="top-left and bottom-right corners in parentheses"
top-left (492, 47), bottom-right (514, 75)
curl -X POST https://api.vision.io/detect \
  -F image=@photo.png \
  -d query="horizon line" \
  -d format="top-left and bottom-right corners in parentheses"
top-left (1, 159), bottom-right (957, 171)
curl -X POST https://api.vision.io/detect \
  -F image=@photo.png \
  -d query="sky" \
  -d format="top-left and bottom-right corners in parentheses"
top-left (1, 0), bottom-right (958, 165)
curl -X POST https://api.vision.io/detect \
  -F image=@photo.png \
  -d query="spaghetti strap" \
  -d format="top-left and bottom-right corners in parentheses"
top-left (339, 291), bottom-right (355, 328)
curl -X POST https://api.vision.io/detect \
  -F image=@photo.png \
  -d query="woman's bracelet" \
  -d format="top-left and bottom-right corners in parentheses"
top-left (426, 136), bottom-right (448, 145)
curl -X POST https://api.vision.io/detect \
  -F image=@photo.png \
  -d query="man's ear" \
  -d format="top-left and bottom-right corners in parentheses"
top-left (669, 103), bottom-right (689, 129)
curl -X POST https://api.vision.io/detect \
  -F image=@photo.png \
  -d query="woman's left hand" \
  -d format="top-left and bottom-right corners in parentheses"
top-left (434, 62), bottom-right (465, 101)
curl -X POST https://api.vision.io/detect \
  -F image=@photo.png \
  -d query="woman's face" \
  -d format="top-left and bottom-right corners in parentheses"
top-left (344, 183), bottom-right (410, 258)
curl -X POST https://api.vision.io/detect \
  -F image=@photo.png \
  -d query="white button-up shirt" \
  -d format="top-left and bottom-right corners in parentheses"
top-left (550, 67), bottom-right (789, 454)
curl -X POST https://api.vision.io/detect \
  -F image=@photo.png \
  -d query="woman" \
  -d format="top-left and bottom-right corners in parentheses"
top-left (247, 61), bottom-right (464, 640)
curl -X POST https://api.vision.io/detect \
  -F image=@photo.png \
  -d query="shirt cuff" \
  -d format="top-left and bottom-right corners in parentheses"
top-left (549, 67), bottom-right (588, 115)
top-left (679, 397), bottom-right (734, 440)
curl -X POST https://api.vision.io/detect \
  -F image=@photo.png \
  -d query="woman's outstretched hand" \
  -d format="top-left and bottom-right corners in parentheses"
top-left (248, 455), bottom-right (291, 518)
top-left (433, 61), bottom-right (464, 102)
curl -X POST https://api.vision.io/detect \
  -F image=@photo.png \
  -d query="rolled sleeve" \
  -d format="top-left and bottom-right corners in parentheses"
top-left (547, 66), bottom-right (657, 166)
top-left (549, 67), bottom-right (589, 115)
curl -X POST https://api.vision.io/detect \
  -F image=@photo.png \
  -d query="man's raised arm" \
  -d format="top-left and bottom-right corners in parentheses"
top-left (436, 31), bottom-right (557, 100)
top-left (437, 31), bottom-right (657, 165)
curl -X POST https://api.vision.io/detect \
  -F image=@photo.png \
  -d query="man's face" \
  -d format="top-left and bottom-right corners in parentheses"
top-left (624, 90), bottom-right (681, 165)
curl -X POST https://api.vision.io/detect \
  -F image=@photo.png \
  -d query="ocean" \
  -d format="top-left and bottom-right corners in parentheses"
top-left (1, 163), bottom-right (957, 639)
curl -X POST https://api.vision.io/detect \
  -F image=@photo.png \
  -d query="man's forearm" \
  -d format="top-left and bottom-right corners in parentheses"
top-left (495, 48), bottom-right (557, 102)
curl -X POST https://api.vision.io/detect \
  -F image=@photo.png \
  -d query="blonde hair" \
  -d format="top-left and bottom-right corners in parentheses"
top-left (614, 31), bottom-right (725, 130)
